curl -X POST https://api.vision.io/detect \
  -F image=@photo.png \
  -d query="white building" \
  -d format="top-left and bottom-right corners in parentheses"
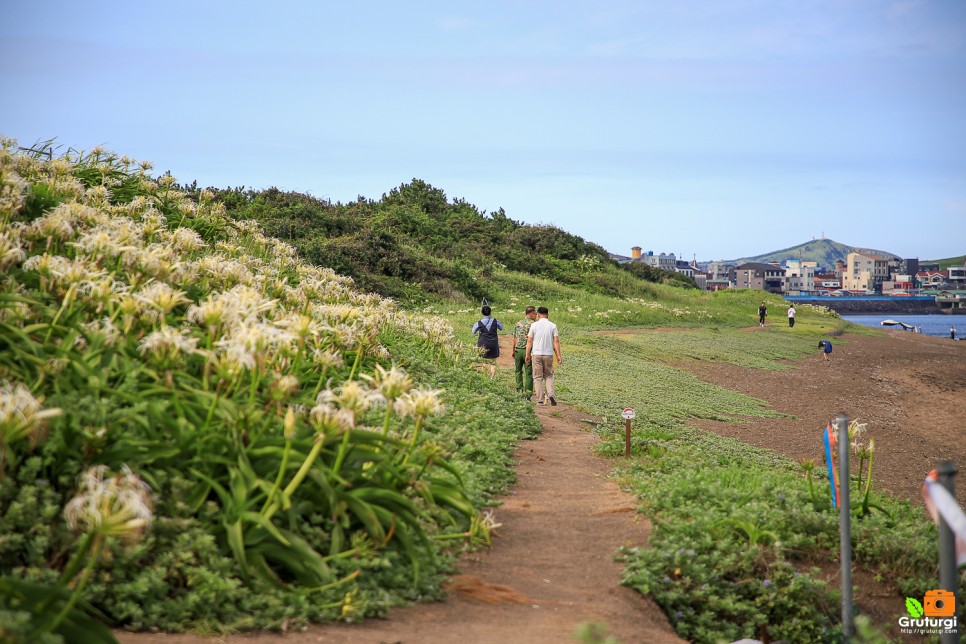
top-left (784, 260), bottom-right (816, 294)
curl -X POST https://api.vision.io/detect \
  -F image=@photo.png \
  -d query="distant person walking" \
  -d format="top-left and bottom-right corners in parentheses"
top-left (472, 305), bottom-right (503, 360)
top-left (787, 305), bottom-right (796, 328)
top-left (758, 302), bottom-right (768, 327)
top-left (818, 340), bottom-right (833, 364)
top-left (513, 306), bottom-right (537, 399)
top-left (952, 326), bottom-right (957, 340)
top-left (525, 306), bottom-right (562, 406)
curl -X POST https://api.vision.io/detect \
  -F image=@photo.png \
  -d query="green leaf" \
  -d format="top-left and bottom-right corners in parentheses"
top-left (906, 597), bottom-right (924, 618)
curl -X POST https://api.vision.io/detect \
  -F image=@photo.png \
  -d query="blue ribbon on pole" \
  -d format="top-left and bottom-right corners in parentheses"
top-left (823, 424), bottom-right (838, 508)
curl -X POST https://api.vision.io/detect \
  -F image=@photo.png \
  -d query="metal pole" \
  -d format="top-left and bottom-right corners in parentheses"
top-left (836, 413), bottom-right (853, 640)
top-left (936, 460), bottom-right (959, 644)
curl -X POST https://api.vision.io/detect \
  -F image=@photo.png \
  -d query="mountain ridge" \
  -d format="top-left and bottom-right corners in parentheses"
top-left (718, 238), bottom-right (901, 269)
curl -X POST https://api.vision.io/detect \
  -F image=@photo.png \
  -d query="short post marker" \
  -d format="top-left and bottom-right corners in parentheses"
top-left (622, 407), bottom-right (635, 458)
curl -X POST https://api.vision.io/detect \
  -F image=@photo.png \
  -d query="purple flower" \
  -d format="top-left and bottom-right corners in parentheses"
top-left (763, 579), bottom-right (772, 587)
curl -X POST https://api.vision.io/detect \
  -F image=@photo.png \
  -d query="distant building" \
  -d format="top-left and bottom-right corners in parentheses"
top-left (784, 260), bottom-right (816, 294)
top-left (674, 260), bottom-right (696, 279)
top-left (732, 263), bottom-right (786, 293)
top-left (947, 263), bottom-right (966, 286)
top-left (843, 252), bottom-right (890, 293)
top-left (641, 251), bottom-right (676, 270)
top-left (896, 258), bottom-right (919, 279)
top-left (916, 271), bottom-right (947, 289)
top-left (814, 273), bottom-right (841, 291)
top-left (618, 247), bottom-right (677, 271)
top-left (708, 262), bottom-right (734, 281)
top-left (882, 274), bottom-right (916, 292)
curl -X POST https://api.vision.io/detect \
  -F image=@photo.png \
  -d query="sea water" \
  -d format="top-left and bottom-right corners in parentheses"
top-left (841, 314), bottom-right (961, 339)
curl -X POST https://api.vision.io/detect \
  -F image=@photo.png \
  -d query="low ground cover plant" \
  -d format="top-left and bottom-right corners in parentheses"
top-left (551, 327), bottom-right (946, 642)
top-left (0, 141), bottom-right (539, 640)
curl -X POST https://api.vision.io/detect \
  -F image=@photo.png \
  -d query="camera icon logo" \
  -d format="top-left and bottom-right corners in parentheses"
top-left (924, 589), bottom-right (956, 618)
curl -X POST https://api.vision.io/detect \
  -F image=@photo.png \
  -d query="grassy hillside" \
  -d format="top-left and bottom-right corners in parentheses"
top-left (927, 254), bottom-right (966, 270)
top-left (209, 182), bottom-right (696, 303)
top-left (0, 142), bottom-right (545, 640)
top-left (725, 237), bottom-right (900, 268)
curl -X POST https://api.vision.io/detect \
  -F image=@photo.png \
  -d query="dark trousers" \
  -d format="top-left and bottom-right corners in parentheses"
top-left (514, 348), bottom-right (533, 394)
top-left (789, 318), bottom-right (795, 328)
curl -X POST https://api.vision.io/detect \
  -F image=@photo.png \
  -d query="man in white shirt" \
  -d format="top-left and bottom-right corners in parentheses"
top-left (525, 306), bottom-right (562, 406)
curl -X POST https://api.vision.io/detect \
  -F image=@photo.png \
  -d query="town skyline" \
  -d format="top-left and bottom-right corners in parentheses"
top-left (610, 235), bottom-right (962, 267)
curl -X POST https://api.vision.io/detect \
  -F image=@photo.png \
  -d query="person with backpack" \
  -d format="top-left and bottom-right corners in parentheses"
top-left (472, 305), bottom-right (503, 359)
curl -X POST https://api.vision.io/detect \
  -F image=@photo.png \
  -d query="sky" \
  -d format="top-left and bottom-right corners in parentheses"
top-left (2, 0), bottom-right (965, 261)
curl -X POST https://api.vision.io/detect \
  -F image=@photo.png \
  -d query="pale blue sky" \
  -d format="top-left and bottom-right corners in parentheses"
top-left (3, 0), bottom-right (964, 261)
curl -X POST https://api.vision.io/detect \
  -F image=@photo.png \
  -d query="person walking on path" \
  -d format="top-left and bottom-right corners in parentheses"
top-left (758, 302), bottom-right (768, 327)
top-left (525, 306), bottom-right (562, 406)
top-left (472, 305), bottom-right (503, 360)
top-left (512, 306), bottom-right (537, 399)
top-left (818, 340), bottom-right (833, 364)
top-left (787, 304), bottom-right (796, 328)
top-left (952, 326), bottom-right (957, 340)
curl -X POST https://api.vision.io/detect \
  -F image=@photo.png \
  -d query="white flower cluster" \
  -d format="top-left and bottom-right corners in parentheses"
top-left (64, 464), bottom-right (153, 539)
top-left (1, 140), bottom-right (464, 380)
top-left (623, 297), bottom-right (713, 319)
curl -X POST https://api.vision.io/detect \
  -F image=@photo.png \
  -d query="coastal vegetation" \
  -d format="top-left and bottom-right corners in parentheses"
top-left (0, 142), bottom-right (539, 640)
top-left (0, 140), bottom-right (955, 642)
top-left (208, 183), bottom-right (696, 303)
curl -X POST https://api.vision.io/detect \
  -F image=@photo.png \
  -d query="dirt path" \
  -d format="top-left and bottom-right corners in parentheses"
top-left (119, 334), bottom-right (682, 644)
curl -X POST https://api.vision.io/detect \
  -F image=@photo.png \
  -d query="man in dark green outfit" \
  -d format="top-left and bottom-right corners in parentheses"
top-left (513, 306), bottom-right (537, 399)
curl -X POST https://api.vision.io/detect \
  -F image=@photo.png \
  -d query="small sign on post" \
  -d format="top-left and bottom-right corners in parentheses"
top-left (622, 408), bottom-right (635, 457)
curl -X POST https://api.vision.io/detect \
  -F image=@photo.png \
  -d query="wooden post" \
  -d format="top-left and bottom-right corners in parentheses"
top-left (621, 408), bottom-right (635, 458)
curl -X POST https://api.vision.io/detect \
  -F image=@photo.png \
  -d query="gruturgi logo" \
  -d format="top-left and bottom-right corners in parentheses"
top-left (900, 589), bottom-right (958, 635)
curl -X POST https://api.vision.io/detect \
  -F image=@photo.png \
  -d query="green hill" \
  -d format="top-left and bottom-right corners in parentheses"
top-left (210, 181), bottom-right (696, 303)
top-left (926, 254), bottom-right (966, 269)
top-left (723, 238), bottom-right (900, 269)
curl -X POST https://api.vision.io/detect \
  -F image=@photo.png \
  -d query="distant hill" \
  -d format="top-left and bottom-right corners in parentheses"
top-left (926, 255), bottom-right (966, 270)
top-left (722, 238), bottom-right (900, 270)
